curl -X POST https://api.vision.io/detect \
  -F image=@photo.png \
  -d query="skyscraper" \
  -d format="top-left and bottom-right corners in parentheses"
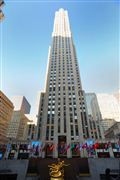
top-left (37, 9), bottom-right (92, 158)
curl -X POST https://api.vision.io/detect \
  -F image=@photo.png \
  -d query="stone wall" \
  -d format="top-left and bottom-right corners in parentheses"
top-left (88, 158), bottom-right (119, 180)
top-left (0, 158), bottom-right (119, 180)
top-left (0, 160), bottom-right (28, 180)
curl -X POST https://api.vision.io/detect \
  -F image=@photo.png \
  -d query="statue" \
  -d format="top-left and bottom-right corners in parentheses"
top-left (48, 158), bottom-right (70, 180)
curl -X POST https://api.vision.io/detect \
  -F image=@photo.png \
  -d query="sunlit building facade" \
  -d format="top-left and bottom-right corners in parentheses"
top-left (0, 91), bottom-right (14, 144)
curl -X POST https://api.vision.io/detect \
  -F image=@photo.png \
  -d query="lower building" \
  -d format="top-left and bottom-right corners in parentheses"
top-left (88, 115), bottom-right (102, 140)
top-left (85, 93), bottom-right (104, 139)
top-left (101, 118), bottom-right (116, 132)
top-left (7, 110), bottom-right (30, 141)
top-left (26, 122), bottom-right (36, 140)
top-left (105, 122), bottom-right (120, 139)
top-left (0, 91), bottom-right (14, 144)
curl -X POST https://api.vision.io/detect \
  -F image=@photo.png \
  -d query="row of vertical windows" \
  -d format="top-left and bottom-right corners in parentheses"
top-left (46, 124), bottom-right (54, 140)
top-left (71, 124), bottom-right (79, 137)
top-left (46, 36), bottom-right (82, 139)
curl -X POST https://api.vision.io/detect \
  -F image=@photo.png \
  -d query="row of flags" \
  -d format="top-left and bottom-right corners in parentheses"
top-left (1, 140), bottom-right (120, 154)
top-left (42, 142), bottom-right (120, 152)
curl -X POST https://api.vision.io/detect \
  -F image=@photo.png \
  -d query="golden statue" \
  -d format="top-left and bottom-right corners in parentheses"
top-left (48, 158), bottom-right (70, 180)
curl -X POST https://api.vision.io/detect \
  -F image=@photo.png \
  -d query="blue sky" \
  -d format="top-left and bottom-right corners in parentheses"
top-left (0, 0), bottom-right (119, 113)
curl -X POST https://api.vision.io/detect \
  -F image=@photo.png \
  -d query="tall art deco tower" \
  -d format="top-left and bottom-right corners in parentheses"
top-left (37, 9), bottom-right (92, 158)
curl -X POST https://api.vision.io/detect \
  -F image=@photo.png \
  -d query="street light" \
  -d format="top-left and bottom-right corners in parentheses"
top-left (0, 0), bottom-right (5, 22)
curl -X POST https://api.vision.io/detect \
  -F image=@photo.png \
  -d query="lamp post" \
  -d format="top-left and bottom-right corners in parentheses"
top-left (0, 0), bottom-right (5, 21)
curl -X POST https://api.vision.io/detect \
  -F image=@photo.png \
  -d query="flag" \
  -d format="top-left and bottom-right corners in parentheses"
top-left (6, 144), bottom-right (11, 152)
top-left (70, 144), bottom-right (75, 151)
top-left (66, 144), bottom-right (70, 151)
top-left (32, 144), bottom-right (36, 152)
top-left (35, 145), bottom-right (39, 155)
top-left (93, 142), bottom-right (99, 150)
top-left (59, 144), bottom-right (66, 154)
top-left (36, 145), bottom-right (39, 152)
top-left (42, 143), bottom-right (46, 151)
top-left (104, 143), bottom-right (108, 150)
top-left (49, 144), bottom-right (54, 151)
top-left (79, 143), bottom-right (83, 151)
top-left (82, 143), bottom-right (87, 149)
top-left (74, 143), bottom-right (79, 151)
top-left (118, 140), bottom-right (120, 146)
top-left (115, 143), bottom-right (119, 150)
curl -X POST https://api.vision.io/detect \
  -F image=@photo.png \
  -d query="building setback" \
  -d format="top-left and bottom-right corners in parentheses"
top-left (0, 91), bottom-right (14, 144)
top-left (37, 9), bottom-right (101, 158)
top-left (11, 96), bottom-right (31, 114)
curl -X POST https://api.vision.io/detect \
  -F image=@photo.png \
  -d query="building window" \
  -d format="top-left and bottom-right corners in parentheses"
top-left (51, 130), bottom-right (54, 136)
top-left (58, 118), bottom-right (60, 133)
top-left (46, 126), bottom-right (49, 140)
top-left (75, 125), bottom-right (79, 136)
top-left (71, 125), bottom-right (74, 136)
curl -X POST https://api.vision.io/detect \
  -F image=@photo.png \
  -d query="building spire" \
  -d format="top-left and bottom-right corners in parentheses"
top-left (52, 8), bottom-right (71, 37)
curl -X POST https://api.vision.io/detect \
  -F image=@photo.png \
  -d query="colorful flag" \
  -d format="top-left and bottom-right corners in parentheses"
top-left (49, 144), bottom-right (54, 151)
top-left (74, 143), bottom-right (79, 151)
top-left (66, 144), bottom-right (70, 151)
top-left (79, 143), bottom-right (82, 151)
top-left (104, 143), bottom-right (108, 150)
top-left (115, 143), bottom-right (119, 150)
top-left (42, 143), bottom-right (46, 151)
top-left (93, 142), bottom-right (99, 150)
top-left (82, 143), bottom-right (87, 149)
top-left (6, 144), bottom-right (11, 152)
top-left (70, 144), bottom-right (75, 151)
